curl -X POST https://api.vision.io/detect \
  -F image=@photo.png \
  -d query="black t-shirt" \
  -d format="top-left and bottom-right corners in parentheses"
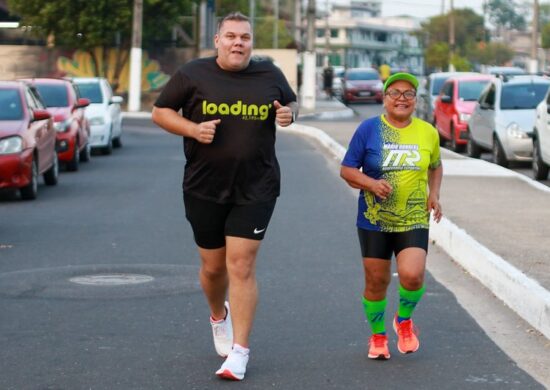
top-left (155, 56), bottom-right (296, 204)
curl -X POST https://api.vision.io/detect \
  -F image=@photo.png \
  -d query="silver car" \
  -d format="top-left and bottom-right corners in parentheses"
top-left (532, 88), bottom-right (550, 179)
top-left (467, 75), bottom-right (550, 167)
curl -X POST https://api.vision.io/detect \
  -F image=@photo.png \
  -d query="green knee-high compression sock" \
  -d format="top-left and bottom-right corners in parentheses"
top-left (397, 284), bottom-right (426, 321)
top-left (362, 296), bottom-right (387, 334)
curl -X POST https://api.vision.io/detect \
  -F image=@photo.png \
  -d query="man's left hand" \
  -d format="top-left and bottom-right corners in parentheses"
top-left (274, 100), bottom-right (293, 127)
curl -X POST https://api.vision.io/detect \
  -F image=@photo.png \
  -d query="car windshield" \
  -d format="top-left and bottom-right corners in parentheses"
top-left (500, 83), bottom-right (550, 109)
top-left (34, 84), bottom-right (68, 107)
top-left (76, 82), bottom-right (103, 103)
top-left (458, 80), bottom-right (490, 101)
top-left (0, 89), bottom-right (23, 120)
top-left (432, 77), bottom-right (451, 95)
top-left (347, 71), bottom-right (379, 81)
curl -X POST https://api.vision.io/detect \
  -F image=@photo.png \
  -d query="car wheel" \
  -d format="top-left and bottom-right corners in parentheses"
top-left (101, 129), bottom-right (113, 155)
top-left (66, 141), bottom-right (80, 172)
top-left (112, 135), bottom-right (122, 148)
top-left (492, 135), bottom-right (508, 168)
top-left (43, 153), bottom-right (59, 186)
top-left (466, 129), bottom-right (481, 158)
top-left (533, 136), bottom-right (550, 180)
top-left (80, 142), bottom-right (91, 162)
top-left (20, 158), bottom-right (38, 200)
top-left (450, 124), bottom-right (465, 153)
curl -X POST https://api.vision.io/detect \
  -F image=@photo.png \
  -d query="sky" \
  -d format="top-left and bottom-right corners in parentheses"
top-left (381, 0), bottom-right (484, 19)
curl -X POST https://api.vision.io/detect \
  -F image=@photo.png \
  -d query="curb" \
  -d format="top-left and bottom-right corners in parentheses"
top-left (283, 122), bottom-right (550, 340)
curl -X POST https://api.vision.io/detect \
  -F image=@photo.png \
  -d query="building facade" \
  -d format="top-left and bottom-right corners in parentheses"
top-left (314, 0), bottom-right (424, 74)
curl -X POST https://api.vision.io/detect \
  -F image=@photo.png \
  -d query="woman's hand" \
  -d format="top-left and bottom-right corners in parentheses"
top-left (368, 179), bottom-right (393, 200)
top-left (427, 193), bottom-right (442, 223)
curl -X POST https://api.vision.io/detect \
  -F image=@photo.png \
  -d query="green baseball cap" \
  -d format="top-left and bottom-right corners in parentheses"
top-left (383, 72), bottom-right (419, 92)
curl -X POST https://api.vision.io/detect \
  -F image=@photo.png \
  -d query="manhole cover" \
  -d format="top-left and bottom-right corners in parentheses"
top-left (69, 273), bottom-right (155, 286)
top-left (0, 264), bottom-right (201, 300)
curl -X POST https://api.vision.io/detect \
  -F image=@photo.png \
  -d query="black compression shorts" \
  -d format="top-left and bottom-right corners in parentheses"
top-left (184, 194), bottom-right (277, 249)
top-left (357, 228), bottom-right (429, 260)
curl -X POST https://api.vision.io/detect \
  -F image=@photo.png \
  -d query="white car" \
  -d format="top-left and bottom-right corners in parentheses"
top-left (72, 77), bottom-right (123, 155)
top-left (467, 75), bottom-right (550, 167)
top-left (533, 89), bottom-right (550, 180)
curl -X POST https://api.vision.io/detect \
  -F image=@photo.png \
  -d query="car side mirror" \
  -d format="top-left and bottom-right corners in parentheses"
top-left (110, 96), bottom-right (123, 104)
top-left (75, 97), bottom-right (90, 108)
top-left (546, 106), bottom-right (550, 114)
top-left (480, 102), bottom-right (490, 110)
top-left (441, 95), bottom-right (452, 103)
top-left (32, 109), bottom-right (51, 121)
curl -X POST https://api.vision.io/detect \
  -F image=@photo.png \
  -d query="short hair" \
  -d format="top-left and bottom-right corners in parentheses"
top-left (218, 12), bottom-right (250, 32)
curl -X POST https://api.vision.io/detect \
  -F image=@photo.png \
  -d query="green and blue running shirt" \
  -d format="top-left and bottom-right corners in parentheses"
top-left (342, 115), bottom-right (441, 232)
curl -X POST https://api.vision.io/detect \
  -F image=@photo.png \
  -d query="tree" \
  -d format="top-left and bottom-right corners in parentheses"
top-left (8, 0), bottom-right (192, 85)
top-left (417, 8), bottom-right (484, 71)
top-left (484, 0), bottom-right (526, 35)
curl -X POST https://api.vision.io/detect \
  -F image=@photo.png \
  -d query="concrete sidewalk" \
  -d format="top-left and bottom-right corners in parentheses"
top-left (284, 98), bottom-right (550, 340)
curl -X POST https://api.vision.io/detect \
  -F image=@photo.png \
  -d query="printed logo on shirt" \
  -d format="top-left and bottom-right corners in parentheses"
top-left (382, 143), bottom-right (420, 171)
top-left (202, 100), bottom-right (272, 121)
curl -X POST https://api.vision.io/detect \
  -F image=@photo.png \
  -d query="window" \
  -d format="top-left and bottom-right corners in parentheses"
top-left (458, 80), bottom-right (490, 101)
top-left (500, 83), bottom-right (550, 110)
top-left (440, 82), bottom-right (453, 98)
top-left (76, 82), bottom-right (103, 104)
top-left (34, 84), bottom-right (68, 107)
top-left (0, 89), bottom-right (23, 120)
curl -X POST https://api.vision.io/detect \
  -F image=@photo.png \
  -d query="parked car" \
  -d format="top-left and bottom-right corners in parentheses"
top-left (341, 68), bottom-right (383, 104)
top-left (467, 75), bottom-right (550, 167)
top-left (485, 66), bottom-right (526, 76)
top-left (73, 77), bottom-right (123, 155)
top-left (433, 74), bottom-right (493, 152)
top-left (23, 78), bottom-right (91, 171)
top-left (0, 80), bottom-right (58, 200)
top-left (416, 71), bottom-right (476, 124)
top-left (532, 88), bottom-right (550, 179)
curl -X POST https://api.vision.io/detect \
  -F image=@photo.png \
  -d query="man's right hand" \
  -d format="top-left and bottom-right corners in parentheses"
top-left (195, 119), bottom-right (221, 144)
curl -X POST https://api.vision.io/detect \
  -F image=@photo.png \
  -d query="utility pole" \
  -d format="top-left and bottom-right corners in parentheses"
top-left (448, 0), bottom-right (455, 72)
top-left (324, 0), bottom-right (330, 67)
top-left (301, 0), bottom-right (316, 110)
top-left (530, 0), bottom-right (539, 73)
top-left (128, 0), bottom-right (143, 112)
top-left (249, 0), bottom-right (256, 34)
top-left (273, 0), bottom-right (279, 48)
top-left (293, 0), bottom-right (302, 48)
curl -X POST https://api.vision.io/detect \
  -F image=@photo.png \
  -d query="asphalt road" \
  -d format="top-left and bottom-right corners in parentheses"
top-left (0, 118), bottom-right (544, 389)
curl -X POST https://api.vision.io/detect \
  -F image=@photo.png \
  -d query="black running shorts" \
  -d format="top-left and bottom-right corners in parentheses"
top-left (357, 228), bottom-right (429, 260)
top-left (184, 194), bottom-right (277, 249)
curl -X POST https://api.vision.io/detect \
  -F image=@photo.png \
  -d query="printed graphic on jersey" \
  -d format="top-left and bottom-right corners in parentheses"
top-left (202, 100), bottom-right (272, 121)
top-left (342, 115), bottom-right (441, 232)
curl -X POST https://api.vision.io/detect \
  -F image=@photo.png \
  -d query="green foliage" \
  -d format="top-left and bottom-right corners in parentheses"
top-left (451, 54), bottom-right (471, 71)
top-left (468, 41), bottom-right (514, 65)
top-left (425, 42), bottom-right (449, 70)
top-left (253, 16), bottom-right (293, 49)
top-left (542, 23), bottom-right (550, 49)
top-left (484, 0), bottom-right (526, 31)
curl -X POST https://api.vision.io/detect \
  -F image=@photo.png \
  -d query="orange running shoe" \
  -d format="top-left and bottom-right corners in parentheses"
top-left (368, 334), bottom-right (390, 360)
top-left (393, 315), bottom-right (419, 354)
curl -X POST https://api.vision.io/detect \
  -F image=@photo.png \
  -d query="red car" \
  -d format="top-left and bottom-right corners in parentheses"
top-left (433, 74), bottom-right (493, 152)
top-left (23, 78), bottom-right (91, 171)
top-left (341, 68), bottom-right (384, 104)
top-left (0, 80), bottom-right (59, 200)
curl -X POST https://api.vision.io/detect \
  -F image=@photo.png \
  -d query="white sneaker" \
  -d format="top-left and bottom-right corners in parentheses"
top-left (215, 344), bottom-right (249, 381)
top-left (210, 301), bottom-right (233, 357)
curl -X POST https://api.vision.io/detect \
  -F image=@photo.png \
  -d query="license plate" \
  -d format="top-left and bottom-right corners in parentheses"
top-left (359, 91), bottom-right (372, 97)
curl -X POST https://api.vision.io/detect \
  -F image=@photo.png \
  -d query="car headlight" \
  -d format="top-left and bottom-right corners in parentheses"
top-left (0, 136), bottom-right (23, 154)
top-left (89, 117), bottom-right (105, 126)
top-left (506, 122), bottom-right (529, 139)
top-left (53, 119), bottom-right (71, 132)
top-left (458, 113), bottom-right (471, 123)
